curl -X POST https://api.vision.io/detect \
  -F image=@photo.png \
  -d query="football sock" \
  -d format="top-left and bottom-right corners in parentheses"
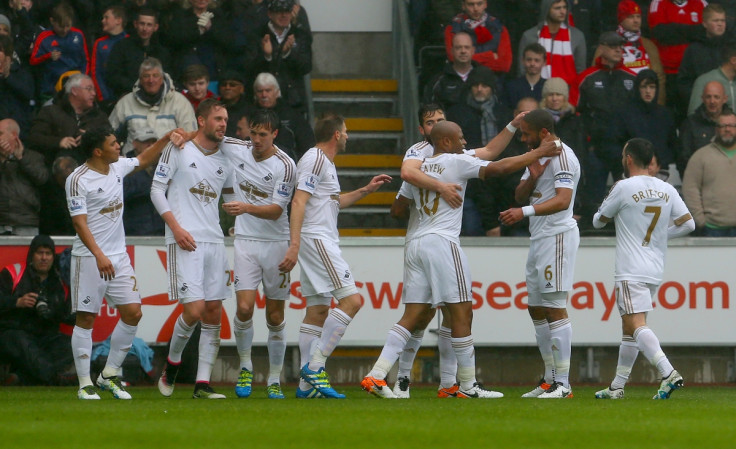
top-left (195, 323), bottom-right (221, 383)
top-left (451, 335), bottom-right (476, 390)
top-left (266, 321), bottom-right (286, 385)
top-left (369, 324), bottom-right (410, 379)
top-left (72, 325), bottom-right (93, 387)
top-left (298, 323), bottom-right (321, 390)
top-left (611, 336), bottom-right (639, 390)
top-left (233, 316), bottom-right (254, 371)
top-left (308, 308), bottom-right (351, 371)
top-left (397, 329), bottom-right (424, 380)
top-left (634, 326), bottom-right (674, 377)
top-left (549, 318), bottom-right (572, 388)
top-left (438, 326), bottom-right (457, 388)
top-left (103, 321), bottom-right (137, 378)
top-left (168, 315), bottom-right (196, 364)
top-left (533, 318), bottom-right (555, 384)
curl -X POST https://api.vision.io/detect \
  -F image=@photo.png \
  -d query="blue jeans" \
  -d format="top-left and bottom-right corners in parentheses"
top-left (703, 226), bottom-right (736, 237)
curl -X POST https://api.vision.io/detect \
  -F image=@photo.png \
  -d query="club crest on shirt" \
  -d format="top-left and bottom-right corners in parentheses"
top-left (264, 172), bottom-right (273, 182)
top-left (99, 198), bottom-right (123, 222)
top-left (189, 179), bottom-right (218, 204)
top-left (216, 166), bottom-right (224, 177)
top-left (239, 180), bottom-right (268, 200)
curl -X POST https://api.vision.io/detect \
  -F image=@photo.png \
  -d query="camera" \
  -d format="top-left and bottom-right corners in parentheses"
top-left (35, 287), bottom-right (54, 320)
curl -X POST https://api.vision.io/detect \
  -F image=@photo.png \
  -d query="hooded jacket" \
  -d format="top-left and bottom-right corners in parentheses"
top-left (0, 235), bottom-right (70, 334)
top-left (109, 72), bottom-right (197, 156)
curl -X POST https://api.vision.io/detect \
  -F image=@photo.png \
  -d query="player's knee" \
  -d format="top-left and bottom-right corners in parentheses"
top-left (266, 308), bottom-right (284, 326)
top-left (237, 304), bottom-right (254, 321)
top-left (75, 311), bottom-right (96, 329)
top-left (121, 308), bottom-right (142, 326)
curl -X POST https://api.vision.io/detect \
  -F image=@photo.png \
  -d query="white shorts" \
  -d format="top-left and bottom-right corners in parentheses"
top-left (526, 227), bottom-right (579, 308)
top-left (71, 253), bottom-right (140, 313)
top-left (616, 280), bottom-right (656, 315)
top-left (403, 234), bottom-right (471, 307)
top-left (167, 242), bottom-right (231, 303)
top-left (298, 237), bottom-right (356, 299)
top-left (233, 239), bottom-right (290, 300)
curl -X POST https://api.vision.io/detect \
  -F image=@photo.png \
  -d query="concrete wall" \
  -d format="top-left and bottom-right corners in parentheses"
top-left (311, 32), bottom-right (394, 78)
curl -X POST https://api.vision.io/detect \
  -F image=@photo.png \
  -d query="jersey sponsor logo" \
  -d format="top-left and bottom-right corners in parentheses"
top-left (155, 164), bottom-right (170, 178)
top-left (239, 180), bottom-right (268, 200)
top-left (277, 182), bottom-right (291, 197)
top-left (99, 198), bottom-right (123, 222)
top-left (304, 175), bottom-right (318, 189)
top-left (189, 179), bottom-right (218, 204)
top-left (69, 197), bottom-right (84, 212)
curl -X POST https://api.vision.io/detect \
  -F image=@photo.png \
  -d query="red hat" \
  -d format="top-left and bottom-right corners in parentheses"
top-left (617, 0), bottom-right (641, 24)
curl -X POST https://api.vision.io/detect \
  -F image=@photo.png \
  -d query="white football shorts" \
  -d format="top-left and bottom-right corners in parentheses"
top-left (71, 252), bottom-right (140, 313)
top-left (233, 239), bottom-right (290, 300)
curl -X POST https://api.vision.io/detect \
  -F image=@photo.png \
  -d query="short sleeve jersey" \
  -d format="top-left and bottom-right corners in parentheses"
top-left (220, 138), bottom-right (296, 241)
top-left (65, 158), bottom-right (139, 257)
top-left (153, 142), bottom-right (234, 244)
top-left (410, 153), bottom-right (489, 244)
top-left (521, 143), bottom-right (580, 240)
top-left (597, 175), bottom-right (691, 284)
top-left (296, 147), bottom-right (341, 243)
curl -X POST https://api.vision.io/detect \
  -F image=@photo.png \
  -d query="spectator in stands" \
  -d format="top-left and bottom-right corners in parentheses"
top-left (123, 126), bottom-right (165, 236)
top-left (161, 0), bottom-right (229, 82)
top-left (0, 34), bottom-right (34, 139)
top-left (648, 0), bottom-right (707, 119)
top-left (683, 109), bottom-right (736, 236)
top-left (502, 43), bottom-right (546, 109)
top-left (91, 5), bottom-right (128, 111)
top-left (679, 80), bottom-right (730, 176)
top-left (594, 0), bottom-right (666, 104)
top-left (181, 63), bottom-right (215, 110)
top-left (574, 31), bottom-right (636, 220)
top-left (218, 69), bottom-right (250, 137)
top-left (235, 115), bottom-right (250, 141)
top-left (688, 45), bottom-right (736, 115)
top-left (39, 156), bottom-right (77, 236)
top-left (0, 235), bottom-right (73, 386)
top-left (28, 73), bottom-right (109, 167)
top-left (0, 1), bottom-right (44, 65)
top-left (29, 2), bottom-right (89, 99)
top-left (444, 0), bottom-right (512, 76)
top-left (540, 77), bottom-right (585, 167)
top-left (110, 57), bottom-right (196, 157)
top-left (0, 119), bottom-right (48, 236)
top-left (447, 69), bottom-right (511, 148)
top-left (106, 8), bottom-right (171, 99)
top-left (252, 71), bottom-right (313, 160)
top-left (518, 0), bottom-right (586, 88)
top-left (250, 0), bottom-right (312, 112)
top-left (678, 4), bottom-right (728, 112)
top-left (424, 31), bottom-right (494, 110)
top-left (605, 69), bottom-right (678, 177)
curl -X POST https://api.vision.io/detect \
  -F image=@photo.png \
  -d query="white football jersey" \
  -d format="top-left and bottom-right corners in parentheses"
top-left (403, 140), bottom-right (434, 161)
top-left (597, 175), bottom-right (691, 284)
top-left (66, 158), bottom-right (139, 257)
top-left (521, 142), bottom-right (580, 240)
top-left (296, 147), bottom-right (341, 243)
top-left (220, 138), bottom-right (296, 241)
top-left (409, 153), bottom-right (489, 244)
top-left (153, 141), bottom-right (234, 244)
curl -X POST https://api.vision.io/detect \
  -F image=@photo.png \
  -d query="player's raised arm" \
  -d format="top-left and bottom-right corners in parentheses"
top-left (473, 111), bottom-right (528, 161)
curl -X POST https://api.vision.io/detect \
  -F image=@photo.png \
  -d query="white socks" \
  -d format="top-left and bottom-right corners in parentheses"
top-left (72, 325), bottom-right (93, 387)
top-left (611, 336), bottom-right (639, 390)
top-left (103, 321), bottom-right (137, 378)
top-left (369, 324), bottom-right (410, 379)
top-left (298, 323), bottom-right (321, 390)
top-left (634, 326), bottom-right (673, 377)
top-left (438, 326), bottom-right (458, 388)
top-left (266, 321), bottom-right (286, 385)
top-left (533, 318), bottom-right (555, 384)
top-left (549, 318), bottom-right (572, 388)
top-left (196, 323), bottom-right (221, 383)
top-left (168, 315), bottom-right (195, 364)
top-left (233, 316), bottom-right (254, 371)
top-left (451, 335), bottom-right (476, 390)
top-left (397, 329), bottom-right (424, 380)
top-left (308, 309), bottom-right (352, 371)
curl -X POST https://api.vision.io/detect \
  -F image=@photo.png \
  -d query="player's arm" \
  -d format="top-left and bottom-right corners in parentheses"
top-left (339, 174), bottom-right (392, 209)
top-left (151, 181), bottom-right (197, 252)
top-left (592, 213), bottom-right (612, 229)
top-left (278, 189), bottom-right (310, 273)
top-left (472, 112), bottom-right (527, 161)
top-left (222, 201), bottom-right (283, 220)
top-left (390, 194), bottom-right (412, 219)
top-left (401, 158), bottom-right (462, 208)
top-left (480, 139), bottom-right (559, 179)
top-left (71, 215), bottom-right (115, 280)
top-left (668, 213), bottom-right (695, 239)
top-left (499, 182), bottom-right (573, 227)
top-left (133, 129), bottom-right (182, 172)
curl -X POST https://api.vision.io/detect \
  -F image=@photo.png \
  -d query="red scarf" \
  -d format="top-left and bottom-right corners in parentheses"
top-left (539, 22), bottom-right (577, 87)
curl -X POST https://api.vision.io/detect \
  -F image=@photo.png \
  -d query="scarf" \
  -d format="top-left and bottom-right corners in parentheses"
top-left (463, 12), bottom-right (493, 44)
top-left (617, 25), bottom-right (651, 74)
top-left (467, 94), bottom-right (498, 145)
top-left (539, 22), bottom-right (577, 87)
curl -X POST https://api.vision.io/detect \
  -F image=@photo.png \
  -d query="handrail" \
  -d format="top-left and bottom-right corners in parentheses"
top-left (392, 0), bottom-right (421, 149)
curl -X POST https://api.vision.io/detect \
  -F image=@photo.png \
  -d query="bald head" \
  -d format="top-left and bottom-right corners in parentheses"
top-left (0, 118), bottom-right (20, 136)
top-left (702, 80), bottom-right (728, 118)
top-left (430, 120), bottom-right (465, 154)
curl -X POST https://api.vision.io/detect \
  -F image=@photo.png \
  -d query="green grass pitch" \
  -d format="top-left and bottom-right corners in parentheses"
top-left (2, 385), bottom-right (735, 449)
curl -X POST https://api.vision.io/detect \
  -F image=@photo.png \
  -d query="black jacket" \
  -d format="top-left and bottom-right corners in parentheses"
top-left (424, 62), bottom-right (492, 110)
top-left (678, 103), bottom-right (729, 176)
top-left (677, 36), bottom-right (727, 107)
top-left (0, 147), bottom-right (49, 228)
top-left (106, 34), bottom-right (172, 98)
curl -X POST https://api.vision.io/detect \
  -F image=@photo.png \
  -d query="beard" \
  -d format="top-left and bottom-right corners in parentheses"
top-left (715, 134), bottom-right (736, 147)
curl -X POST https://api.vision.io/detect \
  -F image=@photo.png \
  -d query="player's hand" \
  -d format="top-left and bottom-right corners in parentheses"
top-left (59, 136), bottom-right (80, 149)
top-left (222, 201), bottom-right (248, 216)
top-left (499, 208), bottom-right (524, 226)
top-left (364, 174), bottom-right (392, 193)
top-left (173, 227), bottom-right (197, 251)
top-left (16, 292), bottom-right (38, 308)
top-left (535, 134), bottom-right (561, 158)
top-left (169, 128), bottom-right (195, 149)
top-left (510, 111), bottom-right (528, 129)
top-left (262, 34), bottom-right (273, 57)
top-left (438, 182), bottom-right (463, 208)
top-left (528, 158), bottom-right (551, 180)
top-left (96, 254), bottom-right (115, 280)
top-left (278, 246), bottom-right (298, 273)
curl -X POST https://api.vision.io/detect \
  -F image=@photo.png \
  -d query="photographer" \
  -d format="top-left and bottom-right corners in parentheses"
top-left (0, 235), bottom-right (73, 385)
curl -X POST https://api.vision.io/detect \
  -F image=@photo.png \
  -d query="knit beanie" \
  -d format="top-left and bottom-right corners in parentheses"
top-left (617, 0), bottom-right (641, 24)
top-left (541, 77), bottom-right (569, 100)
